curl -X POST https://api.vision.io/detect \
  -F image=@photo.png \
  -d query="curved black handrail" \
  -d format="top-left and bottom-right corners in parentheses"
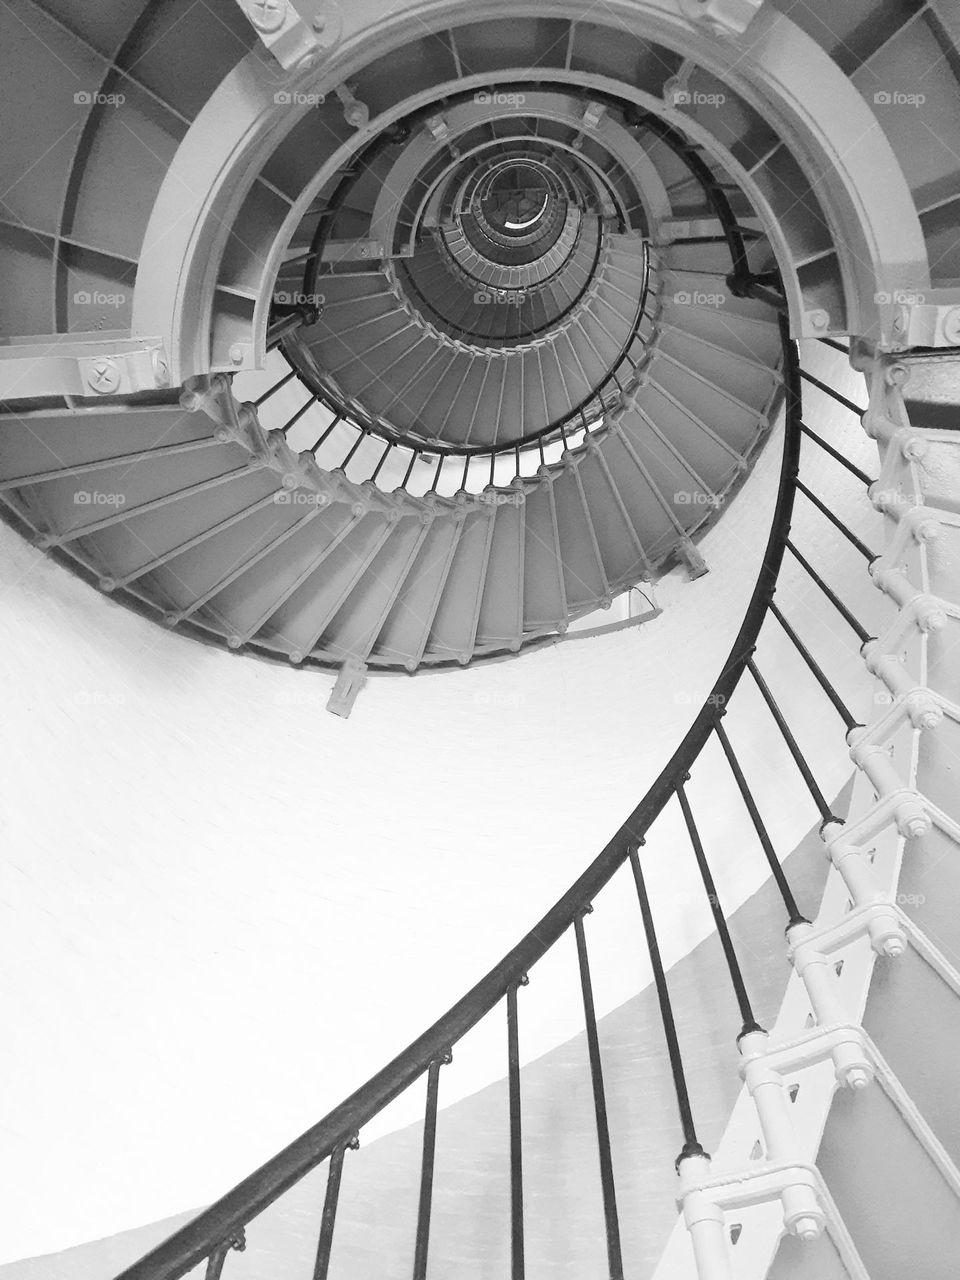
top-left (114, 314), bottom-right (800, 1280)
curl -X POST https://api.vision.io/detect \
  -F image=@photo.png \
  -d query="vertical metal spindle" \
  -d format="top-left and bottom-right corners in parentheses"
top-left (538, 435), bottom-right (546, 467)
top-left (507, 983), bottom-right (526, 1280)
top-left (314, 1138), bottom-right (357, 1280)
top-left (489, 451), bottom-right (497, 488)
top-left (676, 782), bottom-right (763, 1039)
top-left (401, 450), bottom-right (418, 490)
top-left (370, 440), bottom-right (392, 484)
top-left (794, 479), bottom-right (877, 561)
top-left (514, 442), bottom-right (521, 478)
top-left (783, 539), bottom-right (872, 644)
top-left (310, 414), bottom-right (343, 454)
top-left (339, 429), bottom-right (367, 472)
top-left (559, 419), bottom-right (569, 451)
top-left (204, 1230), bottom-right (245, 1280)
top-left (798, 421), bottom-right (873, 486)
top-left (280, 396), bottom-right (317, 438)
top-left (747, 658), bottom-right (837, 824)
top-left (714, 722), bottom-right (807, 926)
top-left (431, 455), bottom-right (444, 492)
top-left (629, 846), bottom-right (706, 1166)
top-left (768, 602), bottom-right (860, 731)
top-left (413, 1055), bottom-right (447, 1280)
top-left (254, 368), bottom-right (297, 407)
top-left (573, 910), bottom-right (624, 1280)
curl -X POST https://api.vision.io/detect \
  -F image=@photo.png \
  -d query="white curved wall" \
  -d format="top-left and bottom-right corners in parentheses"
top-left (0, 343), bottom-right (883, 1264)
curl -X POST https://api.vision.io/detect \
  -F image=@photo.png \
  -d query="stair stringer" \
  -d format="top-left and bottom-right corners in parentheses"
top-left (651, 349), bottom-right (960, 1280)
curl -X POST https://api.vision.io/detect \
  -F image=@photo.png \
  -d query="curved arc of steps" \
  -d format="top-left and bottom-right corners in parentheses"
top-left (0, 257), bottom-right (782, 674)
top-left (438, 211), bottom-right (584, 290)
top-left (109, 329), bottom-right (804, 1280)
top-left (298, 231), bottom-right (649, 449)
top-left (389, 222), bottom-right (602, 349)
top-left (126, 6), bottom-right (926, 386)
top-left (363, 92), bottom-right (665, 259)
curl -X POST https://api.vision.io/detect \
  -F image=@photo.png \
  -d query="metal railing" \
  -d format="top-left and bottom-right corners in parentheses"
top-left (114, 321), bottom-right (891, 1280)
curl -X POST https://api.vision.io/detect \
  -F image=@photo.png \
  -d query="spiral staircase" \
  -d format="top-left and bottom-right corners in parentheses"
top-left (2, 0), bottom-right (960, 1278)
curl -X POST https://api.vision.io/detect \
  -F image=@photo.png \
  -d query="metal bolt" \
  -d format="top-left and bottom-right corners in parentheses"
top-left (228, 344), bottom-right (245, 366)
top-left (88, 359), bottom-right (121, 394)
top-left (793, 1216), bottom-right (821, 1241)
top-left (942, 306), bottom-right (960, 345)
top-left (807, 309), bottom-right (829, 332)
top-left (247, 0), bottom-right (286, 32)
top-left (312, 13), bottom-right (327, 31)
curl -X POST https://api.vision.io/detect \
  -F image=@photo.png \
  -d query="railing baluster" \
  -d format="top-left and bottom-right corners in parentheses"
top-left (768, 601), bottom-right (860, 731)
top-left (747, 658), bottom-right (838, 825)
top-left (714, 722), bottom-right (807, 927)
top-left (280, 396), bottom-right (317, 437)
top-left (798, 368), bottom-right (865, 416)
top-left (784, 539), bottom-right (872, 644)
top-left (799, 421), bottom-right (873, 486)
top-left (676, 782), bottom-right (764, 1039)
top-left (507, 983), bottom-right (526, 1280)
top-left (310, 414), bottom-right (343, 454)
top-left (339, 429), bottom-right (367, 472)
top-left (204, 1230), bottom-right (245, 1280)
top-left (254, 369), bottom-right (297, 407)
top-left (413, 1056), bottom-right (446, 1280)
top-left (629, 846), bottom-right (707, 1166)
top-left (573, 909), bottom-right (624, 1280)
top-left (314, 1139), bottom-right (357, 1280)
top-left (370, 439), bottom-right (392, 484)
top-left (794, 478), bottom-right (878, 561)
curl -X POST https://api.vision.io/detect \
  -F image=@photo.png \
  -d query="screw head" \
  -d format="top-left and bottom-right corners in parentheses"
top-left (247, 0), bottom-right (286, 32)
top-left (793, 1216), bottom-right (821, 1241)
top-left (228, 344), bottom-right (245, 366)
top-left (88, 359), bottom-right (121, 394)
top-left (942, 306), bottom-right (960, 345)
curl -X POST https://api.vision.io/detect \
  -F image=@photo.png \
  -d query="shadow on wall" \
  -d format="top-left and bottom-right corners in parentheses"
top-left (2, 781), bottom-right (852, 1280)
